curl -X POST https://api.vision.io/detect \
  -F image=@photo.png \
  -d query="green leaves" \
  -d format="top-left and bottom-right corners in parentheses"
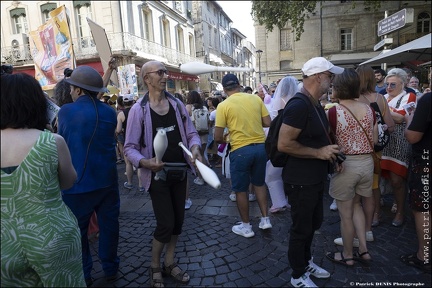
top-left (251, 0), bottom-right (381, 41)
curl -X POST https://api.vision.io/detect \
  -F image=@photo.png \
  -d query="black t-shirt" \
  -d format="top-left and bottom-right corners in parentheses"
top-left (151, 103), bottom-right (185, 163)
top-left (408, 92), bottom-right (431, 162)
top-left (281, 92), bottom-right (330, 185)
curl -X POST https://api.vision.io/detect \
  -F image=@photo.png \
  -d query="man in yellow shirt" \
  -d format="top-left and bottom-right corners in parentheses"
top-left (214, 74), bottom-right (272, 238)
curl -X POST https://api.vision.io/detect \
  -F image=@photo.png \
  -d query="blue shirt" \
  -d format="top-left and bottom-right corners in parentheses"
top-left (58, 95), bottom-right (118, 194)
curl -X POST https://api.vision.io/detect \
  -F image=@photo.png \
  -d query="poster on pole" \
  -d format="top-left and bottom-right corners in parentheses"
top-left (117, 64), bottom-right (138, 96)
top-left (86, 17), bottom-right (118, 86)
top-left (29, 5), bottom-right (74, 90)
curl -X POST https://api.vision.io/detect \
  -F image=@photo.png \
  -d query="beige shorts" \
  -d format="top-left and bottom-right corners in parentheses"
top-left (329, 154), bottom-right (374, 201)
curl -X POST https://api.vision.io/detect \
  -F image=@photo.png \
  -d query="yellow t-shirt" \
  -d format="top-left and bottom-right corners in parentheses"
top-left (215, 92), bottom-right (268, 151)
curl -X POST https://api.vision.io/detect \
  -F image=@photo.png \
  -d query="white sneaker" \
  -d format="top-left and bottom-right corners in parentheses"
top-left (193, 177), bottom-right (204, 185)
top-left (258, 217), bottom-right (272, 230)
top-left (185, 198), bottom-right (192, 210)
top-left (306, 258), bottom-right (330, 279)
top-left (334, 237), bottom-right (360, 248)
top-left (366, 231), bottom-right (374, 242)
top-left (248, 193), bottom-right (256, 202)
top-left (229, 193), bottom-right (236, 202)
top-left (232, 222), bottom-right (255, 238)
top-left (330, 199), bottom-right (338, 211)
top-left (290, 273), bottom-right (317, 287)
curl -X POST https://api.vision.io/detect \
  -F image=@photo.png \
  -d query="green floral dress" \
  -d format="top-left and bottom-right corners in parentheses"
top-left (1, 130), bottom-right (86, 287)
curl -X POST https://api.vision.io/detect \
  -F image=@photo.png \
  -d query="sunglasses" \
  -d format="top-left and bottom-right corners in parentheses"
top-left (321, 72), bottom-right (335, 80)
top-left (146, 69), bottom-right (169, 77)
top-left (385, 82), bottom-right (398, 89)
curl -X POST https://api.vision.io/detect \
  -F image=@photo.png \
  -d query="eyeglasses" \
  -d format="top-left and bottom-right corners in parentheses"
top-left (321, 72), bottom-right (335, 80)
top-left (385, 82), bottom-right (398, 89)
top-left (146, 69), bottom-right (169, 77)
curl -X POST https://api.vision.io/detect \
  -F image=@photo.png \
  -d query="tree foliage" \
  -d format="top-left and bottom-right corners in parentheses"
top-left (251, 1), bottom-right (381, 41)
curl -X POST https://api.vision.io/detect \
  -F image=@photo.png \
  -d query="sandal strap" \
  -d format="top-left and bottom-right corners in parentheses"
top-left (149, 267), bottom-right (164, 287)
top-left (163, 262), bottom-right (189, 282)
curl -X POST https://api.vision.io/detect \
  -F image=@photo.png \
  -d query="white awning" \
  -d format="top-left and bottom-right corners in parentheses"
top-left (360, 33), bottom-right (431, 65)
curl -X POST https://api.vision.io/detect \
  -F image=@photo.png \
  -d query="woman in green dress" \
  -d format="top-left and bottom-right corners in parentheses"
top-left (1, 72), bottom-right (86, 287)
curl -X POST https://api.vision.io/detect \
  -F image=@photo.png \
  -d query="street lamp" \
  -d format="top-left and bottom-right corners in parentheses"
top-left (256, 49), bottom-right (263, 84)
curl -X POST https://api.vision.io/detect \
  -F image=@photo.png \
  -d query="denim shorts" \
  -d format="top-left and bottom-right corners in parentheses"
top-left (229, 143), bottom-right (267, 192)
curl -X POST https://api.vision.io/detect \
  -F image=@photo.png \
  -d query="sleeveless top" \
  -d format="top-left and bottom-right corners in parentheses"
top-left (1, 130), bottom-right (85, 286)
top-left (334, 105), bottom-right (375, 155)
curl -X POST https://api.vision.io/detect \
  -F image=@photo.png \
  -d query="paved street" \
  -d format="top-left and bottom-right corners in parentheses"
top-left (88, 161), bottom-right (431, 287)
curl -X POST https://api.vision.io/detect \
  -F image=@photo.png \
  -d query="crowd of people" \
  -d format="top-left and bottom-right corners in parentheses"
top-left (1, 52), bottom-right (430, 288)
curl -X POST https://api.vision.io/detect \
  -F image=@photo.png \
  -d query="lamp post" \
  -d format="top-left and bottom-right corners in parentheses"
top-left (256, 49), bottom-right (263, 84)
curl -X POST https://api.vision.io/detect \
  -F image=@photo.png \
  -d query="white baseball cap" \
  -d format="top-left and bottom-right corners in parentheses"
top-left (302, 57), bottom-right (344, 77)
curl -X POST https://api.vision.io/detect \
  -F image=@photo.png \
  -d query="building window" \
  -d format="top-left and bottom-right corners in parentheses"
top-left (280, 29), bottom-right (292, 51)
top-left (74, 1), bottom-right (94, 49)
top-left (143, 9), bottom-right (153, 41)
top-left (189, 33), bottom-right (194, 56)
top-left (10, 8), bottom-right (28, 34)
top-left (162, 17), bottom-right (171, 48)
top-left (176, 26), bottom-right (184, 53)
top-left (41, 3), bottom-right (57, 23)
top-left (175, 1), bottom-right (183, 13)
top-left (417, 12), bottom-right (431, 33)
top-left (340, 28), bottom-right (352, 51)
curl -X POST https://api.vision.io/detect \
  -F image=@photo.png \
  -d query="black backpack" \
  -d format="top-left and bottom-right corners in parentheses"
top-left (265, 108), bottom-right (287, 167)
top-left (265, 94), bottom-right (309, 167)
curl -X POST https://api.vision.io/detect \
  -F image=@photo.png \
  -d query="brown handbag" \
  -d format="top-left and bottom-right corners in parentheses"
top-left (339, 104), bottom-right (381, 174)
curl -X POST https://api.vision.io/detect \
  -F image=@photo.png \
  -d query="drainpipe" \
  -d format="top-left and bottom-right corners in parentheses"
top-left (119, 0), bottom-right (125, 50)
top-left (320, 1), bottom-right (323, 56)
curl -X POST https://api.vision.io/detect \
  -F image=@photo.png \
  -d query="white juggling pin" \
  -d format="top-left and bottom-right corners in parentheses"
top-left (153, 129), bottom-right (168, 180)
top-left (180, 62), bottom-right (254, 75)
top-left (178, 142), bottom-right (221, 189)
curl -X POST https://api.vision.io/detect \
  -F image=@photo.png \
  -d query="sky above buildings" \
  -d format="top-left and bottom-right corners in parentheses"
top-left (217, 1), bottom-right (255, 45)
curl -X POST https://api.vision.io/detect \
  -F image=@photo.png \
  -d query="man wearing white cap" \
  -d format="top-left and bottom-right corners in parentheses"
top-left (278, 57), bottom-right (344, 287)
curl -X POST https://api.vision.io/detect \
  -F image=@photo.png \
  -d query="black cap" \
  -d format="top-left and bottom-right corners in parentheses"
top-left (222, 74), bottom-right (239, 88)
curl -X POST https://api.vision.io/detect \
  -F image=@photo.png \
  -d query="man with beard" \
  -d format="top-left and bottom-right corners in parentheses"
top-left (374, 68), bottom-right (387, 93)
top-left (278, 57), bottom-right (344, 287)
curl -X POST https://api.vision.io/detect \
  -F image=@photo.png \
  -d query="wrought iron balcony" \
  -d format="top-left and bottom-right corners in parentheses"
top-left (1, 32), bottom-right (199, 66)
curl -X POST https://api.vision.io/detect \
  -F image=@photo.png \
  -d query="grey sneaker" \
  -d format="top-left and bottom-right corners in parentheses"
top-left (232, 222), bottom-right (255, 238)
top-left (258, 217), bottom-right (272, 230)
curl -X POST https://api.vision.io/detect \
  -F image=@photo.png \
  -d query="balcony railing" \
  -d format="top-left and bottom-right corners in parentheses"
top-left (1, 32), bottom-right (199, 66)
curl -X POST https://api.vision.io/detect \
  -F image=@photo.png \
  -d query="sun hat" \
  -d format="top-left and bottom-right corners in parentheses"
top-left (65, 66), bottom-right (108, 93)
top-left (301, 57), bottom-right (344, 77)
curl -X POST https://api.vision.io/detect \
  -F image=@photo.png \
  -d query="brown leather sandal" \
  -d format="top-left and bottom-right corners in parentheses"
top-left (149, 267), bottom-right (164, 287)
top-left (162, 262), bottom-right (190, 284)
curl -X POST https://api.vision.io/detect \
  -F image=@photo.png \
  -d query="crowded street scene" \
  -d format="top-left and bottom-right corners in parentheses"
top-left (1, 1), bottom-right (431, 287)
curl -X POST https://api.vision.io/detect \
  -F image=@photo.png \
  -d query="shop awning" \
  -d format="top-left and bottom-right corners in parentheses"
top-left (168, 71), bottom-right (199, 82)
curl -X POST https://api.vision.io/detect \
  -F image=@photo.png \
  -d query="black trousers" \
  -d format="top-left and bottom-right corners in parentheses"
top-left (284, 182), bottom-right (325, 279)
top-left (149, 175), bottom-right (187, 243)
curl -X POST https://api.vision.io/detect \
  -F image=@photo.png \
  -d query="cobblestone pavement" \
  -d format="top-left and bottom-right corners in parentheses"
top-left (88, 161), bottom-right (431, 287)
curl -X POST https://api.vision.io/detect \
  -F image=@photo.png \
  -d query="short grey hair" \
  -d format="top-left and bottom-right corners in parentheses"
top-left (385, 68), bottom-right (408, 84)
